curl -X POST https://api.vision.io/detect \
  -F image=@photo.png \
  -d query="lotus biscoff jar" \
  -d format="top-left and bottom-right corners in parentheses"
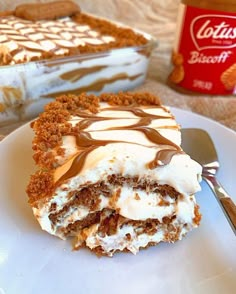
top-left (168, 0), bottom-right (236, 95)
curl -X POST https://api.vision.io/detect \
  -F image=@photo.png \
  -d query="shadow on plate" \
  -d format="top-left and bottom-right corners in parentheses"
top-left (3, 125), bottom-right (40, 232)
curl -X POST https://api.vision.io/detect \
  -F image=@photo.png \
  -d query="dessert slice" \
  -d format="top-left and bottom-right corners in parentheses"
top-left (27, 92), bottom-right (202, 256)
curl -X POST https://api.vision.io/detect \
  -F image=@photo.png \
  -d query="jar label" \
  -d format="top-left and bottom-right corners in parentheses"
top-left (169, 4), bottom-right (236, 94)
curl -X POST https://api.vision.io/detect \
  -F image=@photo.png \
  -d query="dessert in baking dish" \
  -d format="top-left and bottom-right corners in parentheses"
top-left (27, 92), bottom-right (202, 256)
top-left (0, 1), bottom-right (147, 65)
top-left (0, 1), bottom-right (155, 125)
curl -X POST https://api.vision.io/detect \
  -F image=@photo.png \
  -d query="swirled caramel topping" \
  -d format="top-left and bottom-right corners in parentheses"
top-left (57, 104), bottom-right (182, 183)
top-left (0, 15), bottom-right (114, 65)
top-left (0, 8), bottom-right (149, 66)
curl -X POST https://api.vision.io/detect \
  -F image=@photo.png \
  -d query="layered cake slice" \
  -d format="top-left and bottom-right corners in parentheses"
top-left (27, 92), bottom-right (202, 256)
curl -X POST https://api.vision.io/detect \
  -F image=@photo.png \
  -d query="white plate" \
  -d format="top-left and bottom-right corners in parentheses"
top-left (0, 108), bottom-right (235, 294)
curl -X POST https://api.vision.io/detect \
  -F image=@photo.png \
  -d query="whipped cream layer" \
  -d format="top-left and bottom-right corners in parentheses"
top-left (32, 102), bottom-right (202, 244)
top-left (75, 219), bottom-right (191, 256)
top-left (33, 181), bottom-right (199, 239)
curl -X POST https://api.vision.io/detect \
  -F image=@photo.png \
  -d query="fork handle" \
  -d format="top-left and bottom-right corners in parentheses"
top-left (203, 173), bottom-right (236, 235)
top-left (220, 198), bottom-right (236, 229)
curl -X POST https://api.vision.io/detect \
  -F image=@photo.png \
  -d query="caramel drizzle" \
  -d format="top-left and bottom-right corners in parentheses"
top-left (74, 107), bottom-right (171, 130)
top-left (101, 106), bottom-right (172, 119)
top-left (57, 106), bottom-right (182, 183)
top-left (76, 117), bottom-right (110, 130)
top-left (149, 149), bottom-right (184, 169)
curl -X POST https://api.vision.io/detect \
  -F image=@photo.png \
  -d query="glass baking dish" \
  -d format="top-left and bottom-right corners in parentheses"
top-left (0, 19), bottom-right (157, 127)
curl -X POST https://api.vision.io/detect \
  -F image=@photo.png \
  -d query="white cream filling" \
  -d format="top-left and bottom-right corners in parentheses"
top-left (54, 143), bottom-right (202, 194)
top-left (117, 187), bottom-right (196, 221)
top-left (33, 177), bottom-right (198, 239)
top-left (78, 219), bottom-right (192, 256)
top-left (33, 145), bottom-right (201, 238)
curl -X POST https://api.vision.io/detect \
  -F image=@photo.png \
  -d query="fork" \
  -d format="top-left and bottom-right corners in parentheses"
top-left (181, 128), bottom-right (236, 235)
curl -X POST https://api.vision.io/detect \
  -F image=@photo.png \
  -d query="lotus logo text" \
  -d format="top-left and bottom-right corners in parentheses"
top-left (190, 15), bottom-right (236, 50)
